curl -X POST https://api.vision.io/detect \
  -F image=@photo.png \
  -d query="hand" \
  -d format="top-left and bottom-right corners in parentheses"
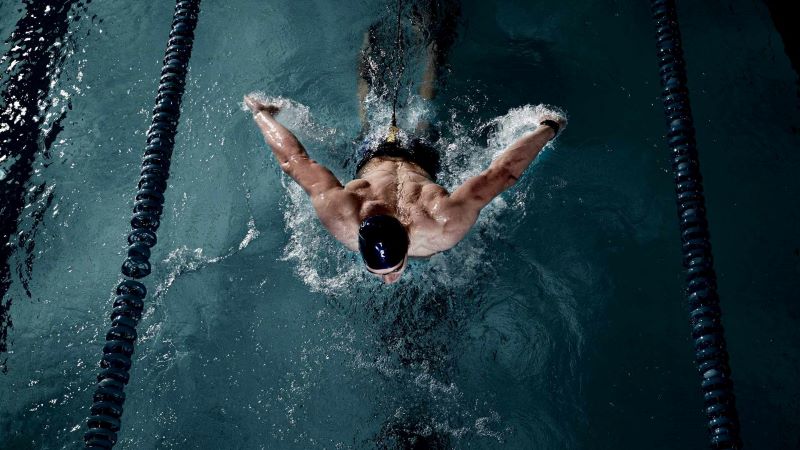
top-left (534, 104), bottom-right (567, 132)
top-left (244, 94), bottom-right (280, 116)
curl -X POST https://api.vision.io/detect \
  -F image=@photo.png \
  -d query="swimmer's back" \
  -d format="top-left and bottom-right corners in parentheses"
top-left (345, 157), bottom-right (453, 257)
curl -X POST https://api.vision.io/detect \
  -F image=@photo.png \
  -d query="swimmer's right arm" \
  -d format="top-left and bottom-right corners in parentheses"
top-left (245, 94), bottom-right (361, 250)
top-left (245, 95), bottom-right (342, 197)
top-left (450, 123), bottom-right (557, 205)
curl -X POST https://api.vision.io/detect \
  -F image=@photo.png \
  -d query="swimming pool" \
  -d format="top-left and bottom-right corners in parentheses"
top-left (1, 0), bottom-right (798, 448)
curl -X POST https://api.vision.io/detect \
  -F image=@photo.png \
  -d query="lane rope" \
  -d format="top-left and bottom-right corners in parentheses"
top-left (650, 1), bottom-right (742, 448)
top-left (83, 1), bottom-right (201, 448)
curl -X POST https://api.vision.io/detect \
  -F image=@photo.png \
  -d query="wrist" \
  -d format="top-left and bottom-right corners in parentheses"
top-left (539, 119), bottom-right (560, 139)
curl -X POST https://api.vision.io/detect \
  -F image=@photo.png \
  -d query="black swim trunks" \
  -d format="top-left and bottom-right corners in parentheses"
top-left (355, 135), bottom-right (441, 181)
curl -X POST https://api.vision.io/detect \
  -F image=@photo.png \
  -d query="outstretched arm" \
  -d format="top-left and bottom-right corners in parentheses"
top-left (436, 111), bottom-right (566, 248)
top-left (245, 95), bottom-right (360, 249)
top-left (450, 123), bottom-right (556, 207)
top-left (245, 95), bottom-right (342, 197)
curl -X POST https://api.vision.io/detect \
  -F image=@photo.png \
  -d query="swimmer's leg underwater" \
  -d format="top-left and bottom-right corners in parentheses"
top-left (357, 0), bottom-right (461, 136)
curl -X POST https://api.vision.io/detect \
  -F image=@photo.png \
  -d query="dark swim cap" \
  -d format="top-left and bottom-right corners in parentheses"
top-left (358, 215), bottom-right (409, 270)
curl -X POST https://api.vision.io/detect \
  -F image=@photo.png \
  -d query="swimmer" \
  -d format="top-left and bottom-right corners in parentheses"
top-left (245, 95), bottom-right (565, 284)
top-left (244, 6), bottom-right (566, 284)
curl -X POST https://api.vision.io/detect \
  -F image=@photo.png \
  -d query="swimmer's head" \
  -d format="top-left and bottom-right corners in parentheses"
top-left (358, 215), bottom-right (409, 284)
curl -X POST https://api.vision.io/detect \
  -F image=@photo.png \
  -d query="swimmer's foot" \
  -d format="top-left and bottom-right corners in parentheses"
top-left (244, 94), bottom-right (280, 116)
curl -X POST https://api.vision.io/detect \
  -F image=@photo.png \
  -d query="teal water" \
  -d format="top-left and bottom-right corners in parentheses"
top-left (1, 0), bottom-right (798, 449)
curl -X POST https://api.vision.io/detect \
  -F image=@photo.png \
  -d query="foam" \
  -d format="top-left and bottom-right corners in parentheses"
top-left (152, 215), bottom-right (261, 301)
top-left (243, 92), bottom-right (339, 145)
top-left (485, 104), bottom-right (567, 161)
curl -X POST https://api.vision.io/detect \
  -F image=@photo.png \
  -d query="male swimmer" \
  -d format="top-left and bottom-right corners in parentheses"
top-left (245, 6), bottom-right (566, 284)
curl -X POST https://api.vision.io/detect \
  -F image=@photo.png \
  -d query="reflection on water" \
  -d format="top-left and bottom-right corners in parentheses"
top-left (0, 0), bottom-right (91, 360)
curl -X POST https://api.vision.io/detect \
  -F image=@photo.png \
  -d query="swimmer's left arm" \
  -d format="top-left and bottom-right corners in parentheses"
top-left (448, 124), bottom-right (554, 203)
top-left (434, 123), bottom-right (560, 250)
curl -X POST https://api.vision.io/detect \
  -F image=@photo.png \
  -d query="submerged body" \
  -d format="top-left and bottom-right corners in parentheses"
top-left (245, 95), bottom-right (564, 282)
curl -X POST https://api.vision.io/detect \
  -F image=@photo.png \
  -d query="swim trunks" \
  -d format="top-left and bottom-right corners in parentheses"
top-left (355, 135), bottom-right (441, 181)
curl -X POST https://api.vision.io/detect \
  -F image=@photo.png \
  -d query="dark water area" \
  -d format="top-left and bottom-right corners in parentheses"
top-left (762, 0), bottom-right (800, 83)
top-left (0, 0), bottom-right (83, 363)
top-left (0, 0), bottom-right (798, 449)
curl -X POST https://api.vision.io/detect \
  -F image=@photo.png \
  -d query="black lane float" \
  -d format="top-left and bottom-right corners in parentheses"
top-left (650, 0), bottom-right (742, 448)
top-left (83, 1), bottom-right (201, 448)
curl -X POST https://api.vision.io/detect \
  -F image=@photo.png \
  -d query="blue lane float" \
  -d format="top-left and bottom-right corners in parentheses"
top-left (83, 1), bottom-right (201, 448)
top-left (650, 0), bottom-right (742, 448)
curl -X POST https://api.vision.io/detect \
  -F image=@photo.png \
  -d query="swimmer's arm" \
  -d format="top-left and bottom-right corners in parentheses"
top-left (246, 95), bottom-right (360, 250)
top-left (245, 95), bottom-right (342, 197)
top-left (436, 125), bottom-right (555, 247)
top-left (451, 124), bottom-right (554, 206)
top-left (312, 189), bottom-right (361, 252)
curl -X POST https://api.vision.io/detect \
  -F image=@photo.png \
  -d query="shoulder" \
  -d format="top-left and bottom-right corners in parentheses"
top-left (312, 188), bottom-right (361, 251)
top-left (308, 180), bottom-right (362, 221)
top-left (417, 182), bottom-right (450, 207)
top-left (403, 184), bottom-right (474, 255)
top-left (420, 182), bottom-right (449, 196)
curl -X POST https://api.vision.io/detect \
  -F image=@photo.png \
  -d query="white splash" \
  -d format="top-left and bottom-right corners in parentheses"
top-left (239, 217), bottom-right (260, 250)
top-left (154, 215), bottom-right (261, 298)
top-left (242, 92), bottom-right (338, 144)
top-left (280, 176), bottom-right (364, 296)
top-left (485, 103), bottom-right (568, 160)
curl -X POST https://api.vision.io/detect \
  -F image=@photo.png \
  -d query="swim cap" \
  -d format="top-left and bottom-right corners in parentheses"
top-left (358, 215), bottom-right (409, 270)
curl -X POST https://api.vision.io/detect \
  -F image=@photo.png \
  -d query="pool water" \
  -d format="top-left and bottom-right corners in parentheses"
top-left (1, 0), bottom-right (798, 449)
